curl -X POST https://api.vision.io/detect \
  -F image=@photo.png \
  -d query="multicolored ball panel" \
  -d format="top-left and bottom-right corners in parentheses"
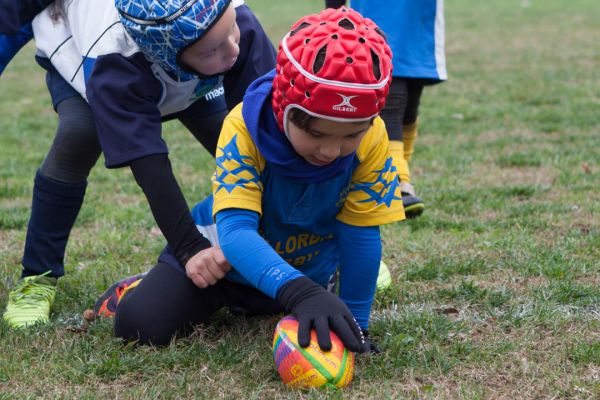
top-left (272, 316), bottom-right (354, 389)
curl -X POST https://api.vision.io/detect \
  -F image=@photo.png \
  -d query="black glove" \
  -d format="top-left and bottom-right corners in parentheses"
top-left (359, 329), bottom-right (382, 354)
top-left (277, 277), bottom-right (364, 352)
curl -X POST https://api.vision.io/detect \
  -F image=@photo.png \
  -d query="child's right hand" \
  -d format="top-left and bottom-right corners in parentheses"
top-left (185, 247), bottom-right (231, 288)
top-left (276, 277), bottom-right (365, 353)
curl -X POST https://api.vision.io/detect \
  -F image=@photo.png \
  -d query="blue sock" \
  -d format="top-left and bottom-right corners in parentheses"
top-left (21, 171), bottom-right (87, 279)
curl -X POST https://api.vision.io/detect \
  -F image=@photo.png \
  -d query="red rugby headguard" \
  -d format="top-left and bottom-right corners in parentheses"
top-left (272, 7), bottom-right (393, 134)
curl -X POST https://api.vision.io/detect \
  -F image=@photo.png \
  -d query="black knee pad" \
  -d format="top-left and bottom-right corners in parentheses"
top-left (41, 96), bottom-right (101, 183)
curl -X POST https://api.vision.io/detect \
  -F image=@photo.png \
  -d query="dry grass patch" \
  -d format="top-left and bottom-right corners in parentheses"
top-left (543, 211), bottom-right (598, 240)
top-left (474, 129), bottom-right (563, 146)
top-left (0, 197), bottom-right (30, 209)
top-left (574, 274), bottom-right (600, 287)
top-left (0, 229), bottom-right (22, 253)
top-left (463, 163), bottom-right (557, 189)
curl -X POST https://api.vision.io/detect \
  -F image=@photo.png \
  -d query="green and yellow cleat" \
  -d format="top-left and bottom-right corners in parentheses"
top-left (3, 273), bottom-right (57, 328)
top-left (376, 260), bottom-right (392, 292)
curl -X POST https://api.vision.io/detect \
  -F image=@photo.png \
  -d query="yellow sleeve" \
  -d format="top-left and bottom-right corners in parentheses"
top-left (337, 117), bottom-right (406, 226)
top-left (211, 103), bottom-right (266, 218)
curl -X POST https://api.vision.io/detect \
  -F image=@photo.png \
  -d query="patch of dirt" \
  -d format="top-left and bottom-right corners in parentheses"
top-left (574, 274), bottom-right (600, 287)
top-left (463, 163), bottom-right (557, 189)
top-left (475, 129), bottom-right (562, 146)
top-left (0, 197), bottom-right (30, 208)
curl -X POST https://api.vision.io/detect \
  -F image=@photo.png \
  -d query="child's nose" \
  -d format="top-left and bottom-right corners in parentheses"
top-left (225, 36), bottom-right (240, 60)
top-left (319, 143), bottom-right (341, 160)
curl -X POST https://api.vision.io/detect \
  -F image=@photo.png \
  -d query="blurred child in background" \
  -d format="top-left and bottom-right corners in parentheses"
top-left (326, 0), bottom-right (447, 218)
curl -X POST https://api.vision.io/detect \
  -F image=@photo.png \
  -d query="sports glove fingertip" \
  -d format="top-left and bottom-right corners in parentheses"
top-left (296, 316), bottom-right (312, 348)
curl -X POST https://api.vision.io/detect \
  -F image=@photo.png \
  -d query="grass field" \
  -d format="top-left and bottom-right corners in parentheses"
top-left (1, 0), bottom-right (599, 398)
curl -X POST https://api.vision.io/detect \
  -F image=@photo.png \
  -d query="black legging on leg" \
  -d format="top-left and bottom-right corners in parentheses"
top-left (379, 78), bottom-right (425, 142)
top-left (114, 262), bottom-right (282, 345)
top-left (40, 95), bottom-right (101, 184)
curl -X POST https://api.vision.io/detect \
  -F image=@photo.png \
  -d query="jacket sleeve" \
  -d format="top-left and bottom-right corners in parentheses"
top-left (0, 23), bottom-right (32, 74)
top-left (87, 53), bottom-right (211, 266)
top-left (0, 0), bottom-right (53, 34)
top-left (223, 4), bottom-right (276, 110)
top-left (87, 52), bottom-right (165, 168)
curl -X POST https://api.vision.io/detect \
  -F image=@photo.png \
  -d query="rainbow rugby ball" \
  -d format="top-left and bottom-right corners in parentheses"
top-left (272, 316), bottom-right (354, 389)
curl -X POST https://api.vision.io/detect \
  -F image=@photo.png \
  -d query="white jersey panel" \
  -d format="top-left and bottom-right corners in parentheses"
top-left (32, 0), bottom-right (138, 100)
top-left (32, 10), bottom-right (85, 95)
top-left (32, 0), bottom-right (225, 114)
top-left (150, 64), bottom-right (224, 116)
top-left (434, 0), bottom-right (447, 80)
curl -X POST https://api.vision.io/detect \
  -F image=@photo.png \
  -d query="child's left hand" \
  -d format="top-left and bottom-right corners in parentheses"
top-left (277, 277), bottom-right (364, 352)
top-left (185, 246), bottom-right (231, 288)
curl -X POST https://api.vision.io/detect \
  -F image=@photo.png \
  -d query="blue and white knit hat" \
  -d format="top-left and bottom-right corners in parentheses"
top-left (116, 0), bottom-right (232, 80)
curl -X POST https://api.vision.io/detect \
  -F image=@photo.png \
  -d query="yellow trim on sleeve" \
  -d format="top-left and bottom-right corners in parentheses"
top-left (337, 116), bottom-right (406, 226)
top-left (211, 103), bottom-right (266, 218)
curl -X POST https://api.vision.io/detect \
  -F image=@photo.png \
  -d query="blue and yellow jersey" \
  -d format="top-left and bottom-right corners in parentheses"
top-left (210, 103), bottom-right (404, 287)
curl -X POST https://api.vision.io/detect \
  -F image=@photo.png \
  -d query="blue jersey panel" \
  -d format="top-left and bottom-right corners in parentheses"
top-left (256, 163), bottom-right (355, 287)
top-left (194, 161), bottom-right (360, 291)
top-left (350, 0), bottom-right (446, 80)
top-left (190, 195), bottom-right (215, 227)
top-left (0, 23), bottom-right (33, 75)
top-left (82, 56), bottom-right (96, 85)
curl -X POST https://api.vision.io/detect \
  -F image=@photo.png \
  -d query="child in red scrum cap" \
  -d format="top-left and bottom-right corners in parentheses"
top-left (101, 7), bottom-right (404, 354)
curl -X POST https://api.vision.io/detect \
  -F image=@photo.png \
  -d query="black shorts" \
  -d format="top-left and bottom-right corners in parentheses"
top-left (36, 55), bottom-right (81, 110)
